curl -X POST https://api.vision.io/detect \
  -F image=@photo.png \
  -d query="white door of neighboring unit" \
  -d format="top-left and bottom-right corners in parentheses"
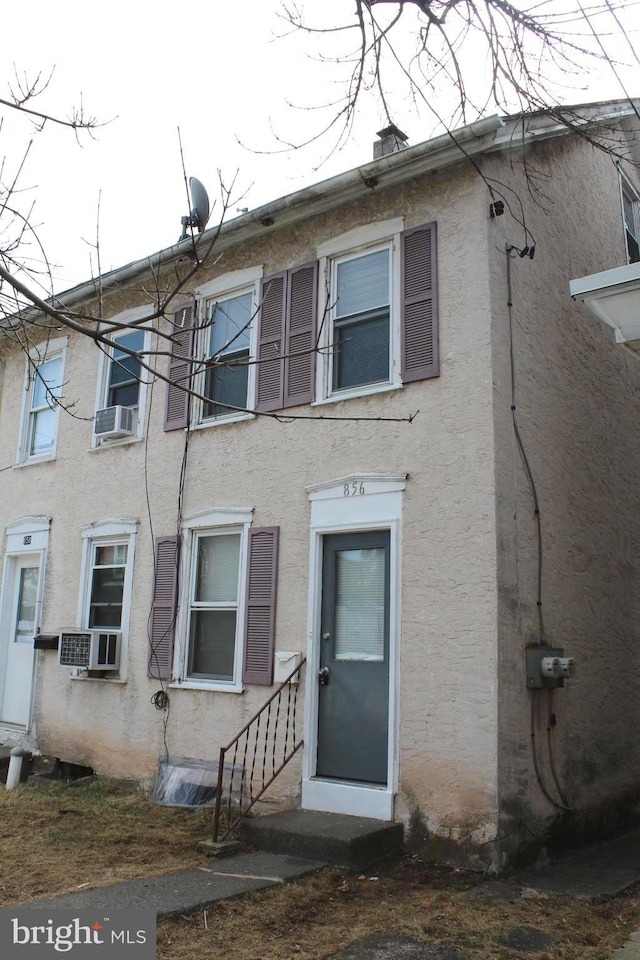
top-left (0, 553), bottom-right (41, 727)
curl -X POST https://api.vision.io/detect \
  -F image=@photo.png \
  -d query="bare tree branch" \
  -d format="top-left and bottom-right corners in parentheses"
top-left (275, 0), bottom-right (639, 165)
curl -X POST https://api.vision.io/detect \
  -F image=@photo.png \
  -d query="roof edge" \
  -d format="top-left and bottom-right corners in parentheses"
top-left (17, 98), bottom-right (640, 317)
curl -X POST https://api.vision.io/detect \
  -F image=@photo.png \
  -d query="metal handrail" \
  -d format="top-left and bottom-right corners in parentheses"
top-left (212, 657), bottom-right (306, 841)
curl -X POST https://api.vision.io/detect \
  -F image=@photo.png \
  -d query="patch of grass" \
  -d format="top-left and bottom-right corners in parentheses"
top-left (0, 778), bottom-right (212, 904)
top-left (157, 865), bottom-right (640, 960)
top-left (2, 780), bottom-right (640, 959)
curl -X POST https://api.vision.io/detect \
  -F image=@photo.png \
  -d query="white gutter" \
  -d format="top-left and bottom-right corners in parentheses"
top-left (39, 115), bottom-right (505, 313)
top-left (8, 97), bottom-right (640, 320)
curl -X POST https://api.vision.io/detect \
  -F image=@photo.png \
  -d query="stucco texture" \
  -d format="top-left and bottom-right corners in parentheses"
top-left (485, 134), bottom-right (640, 862)
top-left (0, 160), bottom-right (500, 858)
top-left (4, 126), bottom-right (639, 867)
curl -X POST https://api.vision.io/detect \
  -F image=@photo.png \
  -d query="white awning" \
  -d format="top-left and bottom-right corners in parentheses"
top-left (570, 262), bottom-right (640, 355)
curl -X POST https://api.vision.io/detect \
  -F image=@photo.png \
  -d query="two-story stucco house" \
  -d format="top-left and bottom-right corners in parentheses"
top-left (2, 100), bottom-right (640, 870)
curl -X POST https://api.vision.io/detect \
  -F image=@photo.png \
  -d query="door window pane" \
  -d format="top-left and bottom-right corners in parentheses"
top-left (16, 566), bottom-right (39, 641)
top-left (333, 547), bottom-right (386, 661)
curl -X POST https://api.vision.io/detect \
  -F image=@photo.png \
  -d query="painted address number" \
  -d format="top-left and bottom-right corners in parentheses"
top-left (343, 482), bottom-right (366, 497)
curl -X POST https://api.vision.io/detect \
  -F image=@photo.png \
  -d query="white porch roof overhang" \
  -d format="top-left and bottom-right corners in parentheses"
top-left (570, 262), bottom-right (640, 358)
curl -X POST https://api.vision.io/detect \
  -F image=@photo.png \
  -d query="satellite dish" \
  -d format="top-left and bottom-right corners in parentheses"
top-left (189, 178), bottom-right (210, 232)
top-left (179, 177), bottom-right (211, 240)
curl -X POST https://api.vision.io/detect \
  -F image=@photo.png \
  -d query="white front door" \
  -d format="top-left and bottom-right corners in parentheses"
top-left (0, 554), bottom-right (41, 727)
top-left (303, 474), bottom-right (407, 821)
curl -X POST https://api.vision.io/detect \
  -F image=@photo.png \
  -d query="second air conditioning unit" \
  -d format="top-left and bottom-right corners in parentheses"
top-left (59, 630), bottom-right (121, 671)
top-left (94, 405), bottom-right (136, 439)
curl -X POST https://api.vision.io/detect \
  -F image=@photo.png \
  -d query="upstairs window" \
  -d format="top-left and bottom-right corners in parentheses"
top-left (18, 338), bottom-right (67, 465)
top-left (164, 268), bottom-right (262, 432)
top-left (94, 308), bottom-right (152, 446)
top-left (623, 185), bottom-right (640, 264)
top-left (203, 290), bottom-right (253, 420)
top-left (106, 330), bottom-right (145, 409)
top-left (163, 223), bottom-right (439, 423)
top-left (28, 356), bottom-right (63, 457)
top-left (332, 246), bottom-right (391, 391)
top-left (315, 219), bottom-right (439, 403)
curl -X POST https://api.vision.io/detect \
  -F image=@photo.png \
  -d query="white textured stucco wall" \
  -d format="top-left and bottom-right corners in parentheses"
top-left (0, 159), bottom-right (500, 856)
top-left (6, 129), bottom-right (640, 866)
top-left (485, 134), bottom-right (640, 861)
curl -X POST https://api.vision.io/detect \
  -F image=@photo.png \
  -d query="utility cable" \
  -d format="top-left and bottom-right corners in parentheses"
top-left (507, 244), bottom-right (572, 812)
top-left (506, 244), bottom-right (545, 644)
top-left (531, 692), bottom-right (572, 812)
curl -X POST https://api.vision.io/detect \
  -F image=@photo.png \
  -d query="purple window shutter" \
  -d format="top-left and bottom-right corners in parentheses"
top-left (256, 274), bottom-right (286, 412)
top-left (400, 222), bottom-right (439, 383)
top-left (284, 261), bottom-right (318, 408)
top-left (164, 302), bottom-right (195, 430)
top-left (148, 536), bottom-right (179, 680)
top-left (242, 527), bottom-right (279, 685)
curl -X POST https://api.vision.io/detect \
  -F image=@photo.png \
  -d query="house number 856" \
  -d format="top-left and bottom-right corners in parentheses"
top-left (344, 482), bottom-right (365, 497)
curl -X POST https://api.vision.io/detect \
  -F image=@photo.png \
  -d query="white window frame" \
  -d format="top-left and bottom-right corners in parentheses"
top-left (174, 507), bottom-right (253, 692)
top-left (92, 306), bottom-right (153, 448)
top-left (74, 518), bottom-right (138, 681)
top-left (193, 268), bottom-right (262, 427)
top-left (621, 175), bottom-right (640, 265)
top-left (17, 337), bottom-right (68, 466)
top-left (314, 219), bottom-right (404, 405)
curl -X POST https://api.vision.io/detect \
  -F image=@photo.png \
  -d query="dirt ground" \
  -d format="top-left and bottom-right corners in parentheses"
top-left (2, 779), bottom-right (640, 960)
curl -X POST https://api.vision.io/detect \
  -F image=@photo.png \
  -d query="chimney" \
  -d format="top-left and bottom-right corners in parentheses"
top-left (373, 124), bottom-right (409, 160)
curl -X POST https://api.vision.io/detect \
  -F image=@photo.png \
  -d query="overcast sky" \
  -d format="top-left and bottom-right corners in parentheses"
top-left (2, 0), bottom-right (639, 296)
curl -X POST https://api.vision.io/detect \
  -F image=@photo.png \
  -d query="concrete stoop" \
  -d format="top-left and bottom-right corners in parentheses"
top-left (240, 809), bottom-right (404, 872)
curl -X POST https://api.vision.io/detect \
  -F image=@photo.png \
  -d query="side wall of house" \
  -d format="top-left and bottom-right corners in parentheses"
top-left (487, 134), bottom-right (640, 863)
top-left (0, 159), bottom-right (500, 861)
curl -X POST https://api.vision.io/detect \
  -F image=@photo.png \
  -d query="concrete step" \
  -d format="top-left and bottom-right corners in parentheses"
top-left (240, 809), bottom-right (404, 872)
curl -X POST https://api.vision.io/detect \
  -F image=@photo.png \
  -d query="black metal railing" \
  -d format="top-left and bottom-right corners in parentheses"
top-left (212, 657), bottom-right (306, 841)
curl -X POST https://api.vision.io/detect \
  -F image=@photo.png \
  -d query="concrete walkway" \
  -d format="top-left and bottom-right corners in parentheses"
top-left (10, 827), bottom-right (640, 958)
top-left (21, 851), bottom-right (327, 917)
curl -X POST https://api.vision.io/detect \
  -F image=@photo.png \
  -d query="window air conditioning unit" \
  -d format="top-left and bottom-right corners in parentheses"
top-left (94, 405), bottom-right (135, 439)
top-left (59, 631), bottom-right (121, 671)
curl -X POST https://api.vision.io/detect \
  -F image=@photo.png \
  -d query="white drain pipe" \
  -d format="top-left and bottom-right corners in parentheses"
top-left (6, 747), bottom-right (28, 790)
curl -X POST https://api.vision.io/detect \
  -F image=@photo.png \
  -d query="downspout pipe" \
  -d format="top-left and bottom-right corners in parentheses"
top-left (6, 747), bottom-right (29, 791)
